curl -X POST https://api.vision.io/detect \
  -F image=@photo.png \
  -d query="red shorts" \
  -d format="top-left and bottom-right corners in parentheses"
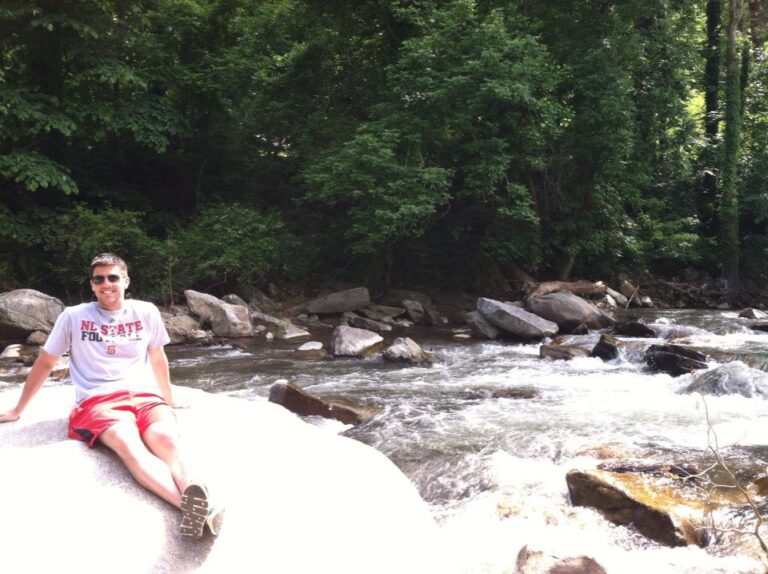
top-left (68, 391), bottom-right (171, 447)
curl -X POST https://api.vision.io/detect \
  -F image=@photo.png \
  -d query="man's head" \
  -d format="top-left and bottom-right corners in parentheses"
top-left (90, 253), bottom-right (130, 310)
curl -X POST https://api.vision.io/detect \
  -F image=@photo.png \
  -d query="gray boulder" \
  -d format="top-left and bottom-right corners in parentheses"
top-left (222, 293), bottom-right (249, 307)
top-left (331, 325), bottom-right (384, 357)
top-left (252, 310), bottom-right (309, 340)
top-left (0, 289), bottom-right (64, 338)
top-left (210, 303), bottom-right (253, 338)
top-left (184, 290), bottom-right (225, 323)
top-left (477, 297), bottom-right (558, 340)
top-left (359, 304), bottom-right (406, 322)
top-left (163, 314), bottom-right (201, 344)
top-left (739, 307), bottom-right (768, 320)
top-left (467, 311), bottom-right (499, 340)
top-left (382, 289), bottom-right (431, 308)
top-left (685, 362), bottom-right (768, 398)
top-left (382, 337), bottom-right (433, 366)
top-left (305, 287), bottom-right (370, 314)
top-left (342, 312), bottom-right (392, 333)
top-left (525, 291), bottom-right (614, 331)
top-left (402, 300), bottom-right (426, 325)
top-left (539, 344), bottom-right (591, 361)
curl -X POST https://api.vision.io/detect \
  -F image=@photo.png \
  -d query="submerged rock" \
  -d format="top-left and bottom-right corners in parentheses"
top-left (684, 362), bottom-right (768, 398)
top-left (645, 344), bottom-right (708, 377)
top-left (613, 321), bottom-right (656, 338)
top-left (591, 334), bottom-right (623, 362)
top-left (294, 341), bottom-right (328, 360)
top-left (539, 344), bottom-right (591, 361)
top-left (268, 380), bottom-right (378, 424)
top-left (566, 468), bottom-right (706, 548)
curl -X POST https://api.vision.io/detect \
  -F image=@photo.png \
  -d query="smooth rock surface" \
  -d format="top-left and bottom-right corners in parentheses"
top-left (477, 298), bottom-right (558, 340)
top-left (0, 383), bottom-right (446, 573)
top-left (0, 289), bottom-right (65, 338)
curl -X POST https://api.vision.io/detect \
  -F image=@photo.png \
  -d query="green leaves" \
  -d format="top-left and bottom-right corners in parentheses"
top-left (0, 152), bottom-right (78, 194)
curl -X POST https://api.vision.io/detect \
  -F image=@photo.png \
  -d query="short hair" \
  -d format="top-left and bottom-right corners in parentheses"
top-left (90, 252), bottom-right (128, 276)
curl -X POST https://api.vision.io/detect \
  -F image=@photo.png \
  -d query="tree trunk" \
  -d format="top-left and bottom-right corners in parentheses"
top-left (701, 0), bottom-right (722, 235)
top-left (720, 0), bottom-right (745, 302)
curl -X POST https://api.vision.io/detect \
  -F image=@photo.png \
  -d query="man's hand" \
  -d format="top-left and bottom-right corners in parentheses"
top-left (0, 408), bottom-right (20, 423)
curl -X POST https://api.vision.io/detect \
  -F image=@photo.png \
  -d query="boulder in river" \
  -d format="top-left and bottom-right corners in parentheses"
top-left (566, 468), bottom-right (706, 547)
top-left (210, 303), bottom-right (253, 338)
top-left (269, 380), bottom-right (378, 424)
top-left (295, 341), bottom-right (329, 360)
top-left (738, 308), bottom-right (768, 320)
top-left (645, 344), bottom-right (708, 377)
top-left (185, 290), bottom-right (226, 323)
top-left (305, 287), bottom-right (370, 314)
top-left (382, 337), bottom-right (433, 366)
top-left (477, 297), bottom-right (558, 340)
top-left (402, 299), bottom-right (426, 325)
top-left (331, 325), bottom-right (384, 357)
top-left (342, 311), bottom-right (392, 333)
top-left (613, 321), bottom-right (656, 338)
top-left (467, 310), bottom-right (499, 340)
top-left (591, 334), bottom-right (623, 362)
top-left (163, 313), bottom-right (201, 344)
top-left (514, 545), bottom-right (607, 574)
top-left (525, 291), bottom-right (615, 331)
top-left (684, 362), bottom-right (768, 398)
top-left (539, 344), bottom-right (591, 361)
top-left (0, 289), bottom-right (64, 339)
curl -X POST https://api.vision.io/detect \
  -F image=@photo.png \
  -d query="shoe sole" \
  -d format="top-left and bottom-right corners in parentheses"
top-left (180, 484), bottom-right (209, 538)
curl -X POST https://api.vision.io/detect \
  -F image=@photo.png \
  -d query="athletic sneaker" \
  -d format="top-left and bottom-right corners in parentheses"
top-left (180, 483), bottom-right (225, 538)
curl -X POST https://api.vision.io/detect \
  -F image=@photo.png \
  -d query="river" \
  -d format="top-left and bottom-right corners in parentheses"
top-left (6, 308), bottom-right (767, 572)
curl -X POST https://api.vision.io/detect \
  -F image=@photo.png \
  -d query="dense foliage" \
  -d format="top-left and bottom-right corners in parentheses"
top-left (2, 0), bottom-right (768, 301)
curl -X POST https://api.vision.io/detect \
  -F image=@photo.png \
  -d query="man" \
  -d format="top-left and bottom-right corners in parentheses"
top-left (0, 252), bottom-right (221, 538)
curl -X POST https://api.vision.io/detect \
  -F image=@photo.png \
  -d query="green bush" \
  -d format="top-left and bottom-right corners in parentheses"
top-left (170, 203), bottom-right (285, 297)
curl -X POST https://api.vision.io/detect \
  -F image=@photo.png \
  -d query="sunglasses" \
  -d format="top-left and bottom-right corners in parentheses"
top-left (91, 274), bottom-right (122, 285)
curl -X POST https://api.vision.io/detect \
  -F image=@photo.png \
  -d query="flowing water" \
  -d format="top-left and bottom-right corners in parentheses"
top-left (4, 309), bottom-right (768, 572)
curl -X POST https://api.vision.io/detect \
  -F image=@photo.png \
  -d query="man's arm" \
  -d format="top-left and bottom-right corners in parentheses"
top-left (148, 346), bottom-right (177, 407)
top-left (0, 351), bottom-right (60, 422)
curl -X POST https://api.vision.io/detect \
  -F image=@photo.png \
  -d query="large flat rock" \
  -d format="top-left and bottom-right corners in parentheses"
top-left (0, 383), bottom-right (447, 573)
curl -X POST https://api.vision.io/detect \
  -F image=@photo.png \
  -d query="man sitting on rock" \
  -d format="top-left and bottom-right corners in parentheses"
top-left (0, 252), bottom-right (222, 538)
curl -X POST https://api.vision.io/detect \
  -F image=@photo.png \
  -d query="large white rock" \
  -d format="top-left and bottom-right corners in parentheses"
top-left (0, 384), bottom-right (448, 574)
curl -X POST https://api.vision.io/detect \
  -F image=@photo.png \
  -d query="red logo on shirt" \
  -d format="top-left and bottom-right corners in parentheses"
top-left (107, 345), bottom-right (116, 355)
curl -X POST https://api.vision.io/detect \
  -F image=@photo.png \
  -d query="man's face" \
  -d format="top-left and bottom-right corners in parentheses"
top-left (90, 264), bottom-right (129, 310)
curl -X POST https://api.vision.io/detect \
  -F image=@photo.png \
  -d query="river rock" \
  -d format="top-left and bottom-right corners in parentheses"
top-left (359, 304), bottom-right (406, 322)
top-left (514, 545), bottom-right (607, 574)
top-left (539, 344), bottom-right (591, 361)
top-left (184, 290), bottom-right (225, 323)
top-left (467, 311), bottom-right (500, 340)
top-left (605, 286), bottom-right (629, 307)
top-left (645, 344), bottom-right (708, 377)
top-left (305, 287), bottom-right (370, 314)
top-left (434, 303), bottom-right (470, 324)
top-left (423, 303), bottom-right (448, 326)
top-left (0, 385), bottom-right (442, 573)
top-left (210, 303), bottom-right (253, 338)
top-left (566, 468), bottom-right (705, 547)
top-left (382, 289), bottom-right (432, 308)
top-left (526, 291), bottom-right (614, 332)
top-left (0, 289), bottom-right (65, 339)
top-left (252, 310), bottom-right (309, 340)
top-left (477, 297), bottom-right (558, 340)
top-left (382, 337), bottom-right (433, 366)
top-left (739, 307), bottom-right (768, 319)
top-left (268, 380), bottom-right (378, 424)
top-left (613, 321), bottom-right (656, 338)
top-left (342, 311), bottom-right (392, 333)
top-left (164, 314), bottom-right (201, 344)
top-left (331, 325), bottom-right (384, 357)
top-left (295, 341), bottom-right (328, 360)
top-left (684, 362), bottom-right (768, 398)
top-left (25, 330), bottom-right (48, 346)
top-left (222, 293), bottom-right (249, 307)
top-left (591, 334), bottom-right (623, 362)
top-left (403, 299), bottom-right (426, 324)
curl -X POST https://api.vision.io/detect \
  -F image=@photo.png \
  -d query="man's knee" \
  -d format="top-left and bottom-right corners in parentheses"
top-left (142, 421), bottom-right (181, 454)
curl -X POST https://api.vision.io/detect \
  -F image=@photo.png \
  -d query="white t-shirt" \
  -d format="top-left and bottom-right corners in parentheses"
top-left (44, 300), bottom-right (171, 404)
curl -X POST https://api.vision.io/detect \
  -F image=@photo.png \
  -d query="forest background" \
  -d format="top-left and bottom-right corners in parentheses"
top-left (2, 0), bottom-right (768, 306)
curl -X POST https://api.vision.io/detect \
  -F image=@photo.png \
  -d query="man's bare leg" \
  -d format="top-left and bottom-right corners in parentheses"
top-left (99, 422), bottom-right (182, 508)
top-left (141, 415), bottom-right (191, 494)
